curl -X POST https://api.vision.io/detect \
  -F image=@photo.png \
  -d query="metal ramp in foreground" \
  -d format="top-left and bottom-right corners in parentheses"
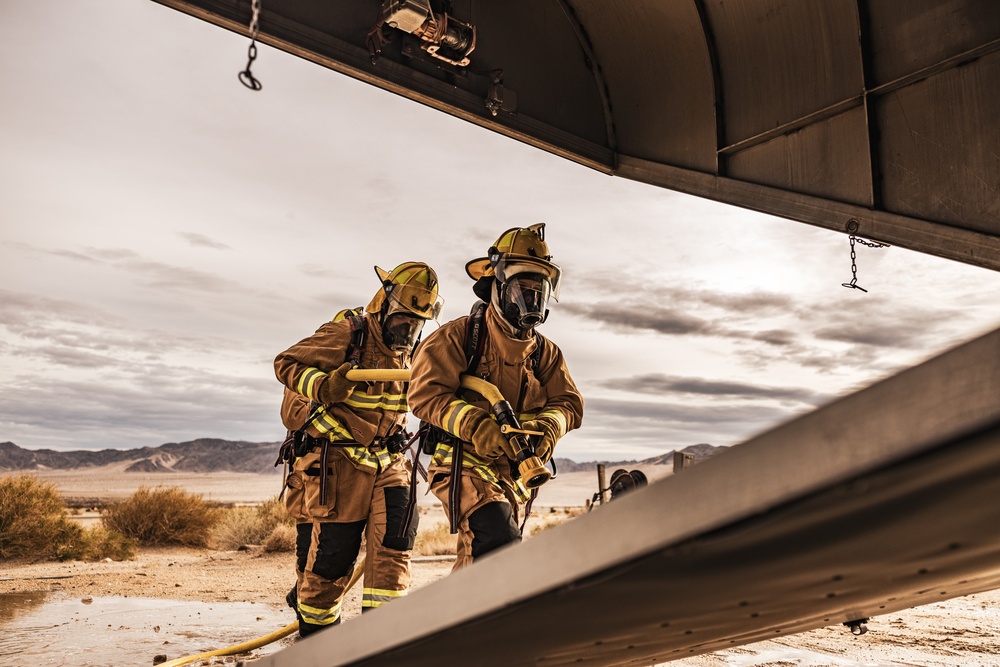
top-left (255, 326), bottom-right (1000, 667)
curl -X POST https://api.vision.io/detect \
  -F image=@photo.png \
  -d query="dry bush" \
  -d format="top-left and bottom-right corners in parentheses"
top-left (413, 521), bottom-right (456, 556)
top-left (0, 474), bottom-right (79, 560)
top-left (262, 523), bottom-right (297, 553)
top-left (0, 474), bottom-right (136, 561)
top-left (56, 525), bottom-right (138, 562)
top-left (102, 486), bottom-right (220, 547)
top-left (211, 495), bottom-right (294, 551)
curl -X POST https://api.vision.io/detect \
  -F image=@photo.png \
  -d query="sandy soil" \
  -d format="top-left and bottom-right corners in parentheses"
top-left (3, 470), bottom-right (1000, 666)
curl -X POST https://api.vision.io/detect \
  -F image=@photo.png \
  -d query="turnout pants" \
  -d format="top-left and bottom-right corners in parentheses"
top-left (429, 468), bottom-right (523, 571)
top-left (285, 447), bottom-right (417, 635)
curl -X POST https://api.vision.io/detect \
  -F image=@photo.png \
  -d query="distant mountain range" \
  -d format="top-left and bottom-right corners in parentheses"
top-left (0, 440), bottom-right (725, 475)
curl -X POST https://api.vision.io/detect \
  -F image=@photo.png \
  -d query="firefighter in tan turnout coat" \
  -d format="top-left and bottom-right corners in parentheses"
top-left (274, 262), bottom-right (443, 637)
top-left (408, 224), bottom-right (583, 569)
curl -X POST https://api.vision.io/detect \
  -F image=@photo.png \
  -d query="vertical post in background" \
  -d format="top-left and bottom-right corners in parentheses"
top-left (596, 464), bottom-right (607, 505)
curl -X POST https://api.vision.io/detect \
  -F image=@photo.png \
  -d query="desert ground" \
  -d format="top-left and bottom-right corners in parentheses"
top-left (2, 468), bottom-right (999, 666)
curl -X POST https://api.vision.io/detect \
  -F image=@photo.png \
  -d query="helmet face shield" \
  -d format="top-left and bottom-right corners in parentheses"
top-left (384, 283), bottom-right (444, 322)
top-left (501, 272), bottom-right (552, 330)
top-left (381, 312), bottom-right (426, 352)
top-left (492, 256), bottom-right (561, 301)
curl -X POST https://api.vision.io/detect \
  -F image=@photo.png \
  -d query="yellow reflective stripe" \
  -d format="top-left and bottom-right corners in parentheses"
top-left (537, 409), bottom-right (568, 436)
top-left (443, 400), bottom-right (476, 438)
top-left (297, 368), bottom-right (326, 400)
top-left (343, 389), bottom-right (409, 413)
top-left (362, 587), bottom-right (407, 608)
top-left (309, 407), bottom-right (353, 440)
top-left (431, 442), bottom-right (503, 487)
top-left (342, 445), bottom-right (396, 470)
top-left (298, 599), bottom-right (341, 625)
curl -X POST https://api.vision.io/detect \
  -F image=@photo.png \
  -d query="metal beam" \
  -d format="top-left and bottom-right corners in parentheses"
top-left (254, 326), bottom-right (1000, 666)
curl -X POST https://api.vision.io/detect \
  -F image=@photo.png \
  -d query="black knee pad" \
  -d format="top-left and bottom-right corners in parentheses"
top-left (312, 520), bottom-right (366, 581)
top-left (295, 523), bottom-right (312, 573)
top-left (468, 501), bottom-right (521, 560)
top-left (382, 486), bottom-right (419, 551)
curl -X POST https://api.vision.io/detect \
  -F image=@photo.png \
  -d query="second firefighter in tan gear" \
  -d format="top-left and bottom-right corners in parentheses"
top-left (274, 261), bottom-right (443, 637)
top-left (408, 224), bottom-right (583, 569)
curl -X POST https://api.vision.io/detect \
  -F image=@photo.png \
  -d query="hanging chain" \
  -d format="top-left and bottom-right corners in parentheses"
top-left (238, 0), bottom-right (263, 90)
top-left (841, 234), bottom-right (887, 293)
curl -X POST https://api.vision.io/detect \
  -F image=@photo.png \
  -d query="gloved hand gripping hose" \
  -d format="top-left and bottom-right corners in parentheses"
top-left (340, 369), bottom-right (550, 488)
top-left (459, 375), bottom-right (551, 489)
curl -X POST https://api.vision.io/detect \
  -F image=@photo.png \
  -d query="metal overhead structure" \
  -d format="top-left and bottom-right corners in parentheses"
top-left (152, 0), bottom-right (1000, 270)
top-left (144, 2), bottom-right (1000, 664)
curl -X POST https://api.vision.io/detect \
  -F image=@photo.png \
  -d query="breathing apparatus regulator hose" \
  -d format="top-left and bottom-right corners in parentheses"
top-left (459, 375), bottom-right (551, 488)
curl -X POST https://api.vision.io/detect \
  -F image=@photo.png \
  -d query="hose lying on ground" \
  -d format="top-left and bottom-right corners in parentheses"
top-left (158, 557), bottom-right (366, 666)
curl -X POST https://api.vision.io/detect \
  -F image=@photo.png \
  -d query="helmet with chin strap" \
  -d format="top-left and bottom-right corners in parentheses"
top-left (366, 261), bottom-right (443, 352)
top-left (465, 223), bottom-right (561, 331)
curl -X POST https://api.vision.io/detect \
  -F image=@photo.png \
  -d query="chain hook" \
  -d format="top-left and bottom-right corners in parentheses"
top-left (238, 0), bottom-right (263, 90)
top-left (841, 220), bottom-right (887, 293)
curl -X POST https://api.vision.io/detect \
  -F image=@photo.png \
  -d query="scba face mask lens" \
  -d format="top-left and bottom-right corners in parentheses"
top-left (502, 273), bottom-right (551, 330)
top-left (382, 313), bottom-right (425, 352)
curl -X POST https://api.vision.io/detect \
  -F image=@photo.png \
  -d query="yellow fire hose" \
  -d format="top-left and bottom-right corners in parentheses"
top-left (158, 556), bottom-right (367, 665)
top-left (344, 368), bottom-right (410, 382)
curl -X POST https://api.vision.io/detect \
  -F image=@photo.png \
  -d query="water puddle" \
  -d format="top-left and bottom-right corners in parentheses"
top-left (0, 592), bottom-right (295, 666)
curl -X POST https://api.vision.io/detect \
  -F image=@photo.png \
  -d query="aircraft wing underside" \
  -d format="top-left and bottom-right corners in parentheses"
top-left (152, 0), bottom-right (1000, 272)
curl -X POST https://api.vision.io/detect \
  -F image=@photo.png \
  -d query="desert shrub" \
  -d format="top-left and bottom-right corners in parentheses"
top-left (0, 474), bottom-right (76, 560)
top-left (262, 523), bottom-right (296, 553)
top-left (54, 525), bottom-right (138, 562)
top-left (413, 521), bottom-right (456, 556)
top-left (102, 486), bottom-right (220, 547)
top-left (211, 496), bottom-right (294, 551)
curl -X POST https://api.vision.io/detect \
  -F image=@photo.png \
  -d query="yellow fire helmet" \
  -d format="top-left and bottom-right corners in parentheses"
top-left (366, 261), bottom-right (444, 322)
top-left (465, 223), bottom-right (561, 300)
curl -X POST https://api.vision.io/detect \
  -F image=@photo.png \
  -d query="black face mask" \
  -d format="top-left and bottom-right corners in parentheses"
top-left (381, 313), bottom-right (425, 352)
top-left (500, 273), bottom-right (551, 331)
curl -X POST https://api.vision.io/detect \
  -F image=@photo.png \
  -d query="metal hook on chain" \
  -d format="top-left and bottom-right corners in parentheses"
top-left (238, 0), bottom-right (263, 90)
top-left (841, 220), bottom-right (887, 293)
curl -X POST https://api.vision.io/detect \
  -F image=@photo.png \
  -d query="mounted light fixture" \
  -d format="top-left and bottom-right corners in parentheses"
top-left (373, 0), bottom-right (476, 67)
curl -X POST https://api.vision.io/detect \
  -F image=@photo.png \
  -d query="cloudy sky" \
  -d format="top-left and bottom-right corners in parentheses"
top-left (3, 1), bottom-right (1000, 461)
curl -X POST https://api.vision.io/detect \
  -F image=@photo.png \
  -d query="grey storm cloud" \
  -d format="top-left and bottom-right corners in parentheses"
top-left (178, 232), bottom-right (232, 250)
top-left (561, 302), bottom-right (719, 336)
top-left (598, 373), bottom-right (826, 404)
top-left (583, 396), bottom-right (789, 426)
